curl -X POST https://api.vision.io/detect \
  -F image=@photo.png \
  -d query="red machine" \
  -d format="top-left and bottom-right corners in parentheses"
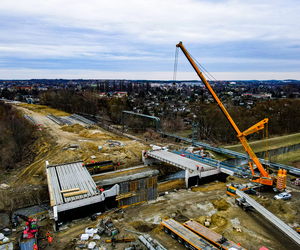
top-left (15, 214), bottom-right (38, 239)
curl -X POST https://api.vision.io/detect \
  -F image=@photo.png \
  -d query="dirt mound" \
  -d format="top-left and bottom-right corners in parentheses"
top-left (210, 213), bottom-right (229, 230)
top-left (212, 198), bottom-right (230, 211)
top-left (61, 124), bottom-right (85, 133)
top-left (158, 179), bottom-right (185, 193)
top-left (19, 104), bottom-right (70, 116)
top-left (191, 182), bottom-right (226, 192)
top-left (255, 197), bottom-right (296, 222)
top-left (195, 213), bottom-right (228, 233)
top-left (173, 212), bottom-right (189, 223)
top-left (195, 216), bottom-right (207, 225)
top-left (130, 221), bottom-right (156, 232)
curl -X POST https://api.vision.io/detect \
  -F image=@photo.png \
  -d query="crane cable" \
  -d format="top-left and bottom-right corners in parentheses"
top-left (173, 46), bottom-right (179, 84)
top-left (173, 46), bottom-right (220, 144)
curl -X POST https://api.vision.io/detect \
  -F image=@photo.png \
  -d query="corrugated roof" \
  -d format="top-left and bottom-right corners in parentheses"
top-left (47, 161), bottom-right (99, 207)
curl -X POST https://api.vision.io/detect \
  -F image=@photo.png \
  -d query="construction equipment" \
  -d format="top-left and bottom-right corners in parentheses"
top-left (106, 236), bottom-right (135, 243)
top-left (226, 182), bottom-right (264, 196)
top-left (15, 214), bottom-right (38, 239)
top-left (101, 217), bottom-right (119, 237)
top-left (176, 42), bottom-right (277, 187)
top-left (235, 197), bottom-right (255, 212)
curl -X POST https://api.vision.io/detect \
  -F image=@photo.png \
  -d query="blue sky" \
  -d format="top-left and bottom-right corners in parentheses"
top-left (0, 0), bottom-right (300, 80)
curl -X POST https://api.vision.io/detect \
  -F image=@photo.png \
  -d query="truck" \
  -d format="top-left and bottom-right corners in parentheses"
top-left (226, 182), bottom-right (265, 196)
top-left (161, 218), bottom-right (219, 250)
top-left (101, 217), bottom-right (119, 237)
top-left (235, 197), bottom-right (255, 212)
top-left (183, 219), bottom-right (246, 250)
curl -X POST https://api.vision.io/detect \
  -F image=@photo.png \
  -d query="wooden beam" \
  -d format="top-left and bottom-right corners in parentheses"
top-left (60, 188), bottom-right (80, 194)
top-left (116, 191), bottom-right (138, 201)
top-left (63, 190), bottom-right (88, 198)
top-left (46, 168), bottom-right (55, 207)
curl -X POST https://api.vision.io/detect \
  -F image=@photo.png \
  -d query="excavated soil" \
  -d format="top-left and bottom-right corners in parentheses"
top-left (212, 198), bottom-right (230, 211)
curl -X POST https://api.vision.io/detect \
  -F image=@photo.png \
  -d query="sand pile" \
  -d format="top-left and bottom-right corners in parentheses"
top-left (61, 124), bottom-right (85, 133)
top-left (129, 221), bottom-right (156, 232)
top-left (157, 179), bottom-right (185, 193)
top-left (192, 182), bottom-right (226, 192)
top-left (212, 198), bottom-right (230, 211)
top-left (173, 211), bottom-right (189, 223)
top-left (195, 213), bottom-right (229, 233)
top-left (82, 141), bottom-right (147, 167)
top-left (211, 214), bottom-right (228, 228)
top-left (79, 129), bottom-right (110, 139)
top-left (20, 104), bottom-right (70, 116)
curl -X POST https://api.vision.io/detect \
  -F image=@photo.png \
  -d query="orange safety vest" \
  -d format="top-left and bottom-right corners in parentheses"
top-left (46, 231), bottom-right (50, 237)
top-left (48, 236), bottom-right (53, 244)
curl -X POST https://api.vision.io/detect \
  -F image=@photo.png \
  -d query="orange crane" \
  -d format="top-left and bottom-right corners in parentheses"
top-left (176, 41), bottom-right (275, 186)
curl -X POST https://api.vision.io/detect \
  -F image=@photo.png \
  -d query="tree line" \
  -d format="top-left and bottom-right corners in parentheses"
top-left (0, 102), bottom-right (37, 172)
top-left (190, 99), bottom-right (300, 145)
top-left (39, 90), bottom-right (300, 145)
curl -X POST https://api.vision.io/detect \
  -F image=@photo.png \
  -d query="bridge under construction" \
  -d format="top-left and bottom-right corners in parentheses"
top-left (143, 149), bottom-right (234, 187)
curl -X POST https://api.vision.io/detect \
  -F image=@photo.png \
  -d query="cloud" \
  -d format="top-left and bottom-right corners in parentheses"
top-left (0, 0), bottom-right (300, 79)
top-left (1, 69), bottom-right (300, 81)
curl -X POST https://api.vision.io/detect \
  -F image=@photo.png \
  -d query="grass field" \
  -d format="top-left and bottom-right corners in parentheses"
top-left (224, 133), bottom-right (300, 153)
top-left (273, 149), bottom-right (300, 166)
top-left (18, 103), bottom-right (70, 116)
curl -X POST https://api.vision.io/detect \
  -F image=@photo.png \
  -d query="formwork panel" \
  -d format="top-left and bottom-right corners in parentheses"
top-left (146, 188), bottom-right (155, 201)
top-left (120, 182), bottom-right (129, 194)
top-left (130, 181), bottom-right (138, 192)
top-left (138, 179), bottom-right (147, 190)
top-left (120, 195), bottom-right (139, 207)
top-left (147, 178), bottom-right (153, 188)
top-left (139, 190), bottom-right (145, 202)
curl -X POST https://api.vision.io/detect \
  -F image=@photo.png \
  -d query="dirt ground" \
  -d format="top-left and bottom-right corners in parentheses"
top-left (12, 104), bottom-right (148, 186)
top-left (2, 104), bottom-right (300, 250)
top-left (19, 179), bottom-right (299, 250)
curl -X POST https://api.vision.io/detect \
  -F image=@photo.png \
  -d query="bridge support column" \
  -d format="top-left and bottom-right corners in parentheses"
top-left (185, 170), bottom-right (190, 188)
top-left (142, 151), bottom-right (161, 166)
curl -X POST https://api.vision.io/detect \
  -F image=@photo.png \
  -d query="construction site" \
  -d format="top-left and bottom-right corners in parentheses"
top-left (2, 43), bottom-right (300, 250)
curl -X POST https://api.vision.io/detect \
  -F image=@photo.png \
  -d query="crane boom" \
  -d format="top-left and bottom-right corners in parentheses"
top-left (176, 42), bottom-right (274, 185)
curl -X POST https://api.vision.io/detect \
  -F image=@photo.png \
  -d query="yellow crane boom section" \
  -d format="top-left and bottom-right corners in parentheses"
top-left (176, 42), bottom-right (271, 181)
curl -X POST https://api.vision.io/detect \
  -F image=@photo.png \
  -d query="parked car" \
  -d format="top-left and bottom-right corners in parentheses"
top-left (274, 192), bottom-right (291, 200)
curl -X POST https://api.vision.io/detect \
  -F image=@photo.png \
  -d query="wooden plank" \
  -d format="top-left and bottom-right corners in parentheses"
top-left (60, 188), bottom-right (80, 193)
top-left (116, 191), bottom-right (138, 201)
top-left (130, 181), bottom-right (137, 191)
top-left (162, 219), bottom-right (217, 250)
top-left (63, 190), bottom-right (88, 198)
top-left (46, 168), bottom-right (55, 207)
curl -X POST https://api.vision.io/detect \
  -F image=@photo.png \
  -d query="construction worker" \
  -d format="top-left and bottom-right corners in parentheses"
top-left (100, 187), bottom-right (104, 193)
top-left (48, 236), bottom-right (53, 246)
top-left (33, 243), bottom-right (38, 250)
top-left (196, 165), bottom-right (199, 171)
top-left (46, 230), bottom-right (50, 237)
top-left (238, 243), bottom-right (241, 246)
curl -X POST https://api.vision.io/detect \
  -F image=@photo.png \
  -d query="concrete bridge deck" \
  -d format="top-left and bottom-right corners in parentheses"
top-left (143, 149), bottom-right (233, 187)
